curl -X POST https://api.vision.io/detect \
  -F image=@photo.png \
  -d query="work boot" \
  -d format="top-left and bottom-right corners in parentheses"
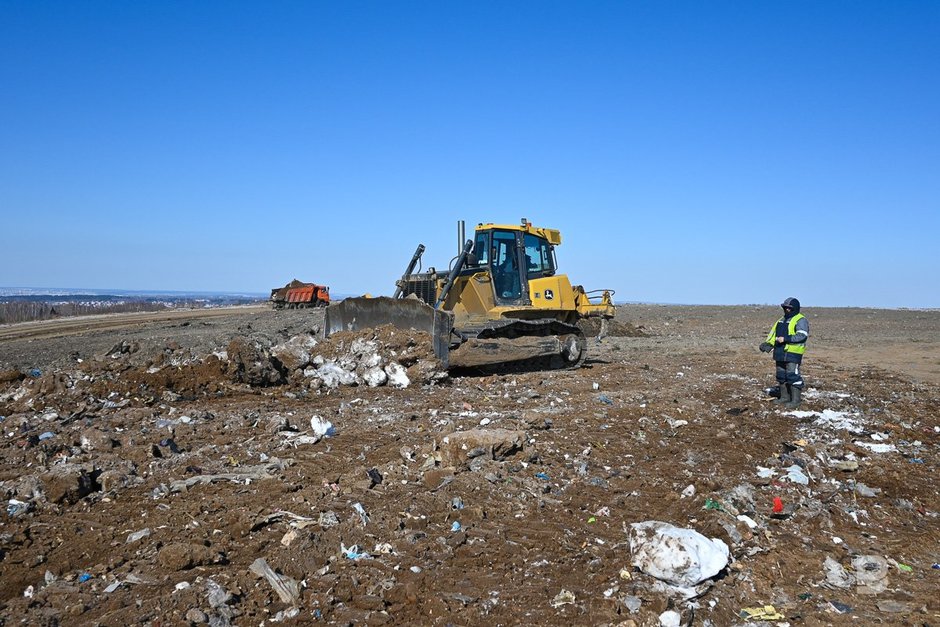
top-left (784, 386), bottom-right (802, 410)
top-left (773, 383), bottom-right (790, 404)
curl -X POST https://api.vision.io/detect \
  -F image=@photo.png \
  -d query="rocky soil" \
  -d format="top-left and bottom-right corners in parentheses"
top-left (0, 304), bottom-right (938, 626)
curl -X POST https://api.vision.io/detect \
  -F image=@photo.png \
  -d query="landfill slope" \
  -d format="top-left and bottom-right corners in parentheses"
top-left (0, 305), bottom-right (937, 626)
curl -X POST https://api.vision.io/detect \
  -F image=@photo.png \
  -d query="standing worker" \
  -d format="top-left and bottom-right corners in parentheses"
top-left (759, 297), bottom-right (809, 409)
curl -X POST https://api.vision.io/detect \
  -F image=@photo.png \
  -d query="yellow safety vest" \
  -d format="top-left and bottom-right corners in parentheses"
top-left (766, 313), bottom-right (806, 355)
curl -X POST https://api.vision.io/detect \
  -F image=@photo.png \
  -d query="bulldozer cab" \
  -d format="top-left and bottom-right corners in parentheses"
top-left (471, 226), bottom-right (557, 306)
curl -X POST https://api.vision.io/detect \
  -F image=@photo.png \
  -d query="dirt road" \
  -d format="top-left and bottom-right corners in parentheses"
top-left (0, 304), bottom-right (937, 625)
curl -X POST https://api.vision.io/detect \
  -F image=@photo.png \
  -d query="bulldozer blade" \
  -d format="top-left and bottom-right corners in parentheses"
top-left (324, 297), bottom-right (454, 369)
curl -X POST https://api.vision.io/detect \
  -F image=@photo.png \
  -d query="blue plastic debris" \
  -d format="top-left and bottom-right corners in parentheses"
top-left (451, 521), bottom-right (462, 532)
top-left (38, 432), bottom-right (55, 441)
top-left (932, 563), bottom-right (940, 570)
top-left (535, 472), bottom-right (550, 481)
top-left (29, 368), bottom-right (42, 378)
top-left (78, 573), bottom-right (92, 583)
top-left (909, 458), bottom-right (924, 464)
top-left (6, 499), bottom-right (29, 517)
top-left (598, 394), bottom-right (613, 405)
top-left (451, 497), bottom-right (464, 510)
top-left (341, 544), bottom-right (372, 560)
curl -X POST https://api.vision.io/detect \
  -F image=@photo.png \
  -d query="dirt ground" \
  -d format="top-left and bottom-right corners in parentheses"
top-left (0, 304), bottom-right (937, 626)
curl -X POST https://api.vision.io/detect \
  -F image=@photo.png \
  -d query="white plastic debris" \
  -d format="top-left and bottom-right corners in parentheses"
top-left (783, 464), bottom-right (809, 485)
top-left (126, 528), bottom-right (151, 543)
top-left (316, 362), bottom-right (358, 388)
top-left (736, 515), bottom-right (757, 529)
top-left (824, 556), bottom-right (854, 589)
top-left (385, 363), bottom-right (410, 389)
top-left (550, 589), bottom-right (576, 608)
top-left (309, 415), bottom-right (335, 438)
top-left (352, 502), bottom-right (369, 526)
top-left (659, 610), bottom-right (681, 626)
top-left (362, 367), bottom-right (388, 387)
top-left (853, 554), bottom-right (889, 594)
top-left (855, 441), bottom-right (897, 453)
top-left (629, 521), bottom-right (730, 595)
top-left (680, 484), bottom-right (696, 499)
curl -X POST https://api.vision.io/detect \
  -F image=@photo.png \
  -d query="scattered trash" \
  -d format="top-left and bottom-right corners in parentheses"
top-left (909, 458), bottom-right (924, 464)
top-left (451, 497), bottom-right (464, 509)
top-left (658, 609), bottom-right (681, 627)
top-left (896, 562), bottom-right (913, 573)
top-left (104, 581), bottom-right (122, 593)
top-left (739, 605), bottom-right (785, 620)
top-left (535, 472), bottom-right (550, 480)
top-left (352, 502), bottom-right (369, 526)
top-left (126, 528), bottom-right (151, 543)
top-left (249, 557), bottom-right (301, 605)
top-left (828, 600), bottom-right (852, 614)
top-left (622, 595), bottom-right (642, 613)
top-left (854, 482), bottom-right (881, 497)
top-left (38, 432), bottom-right (55, 441)
top-left (159, 437), bottom-right (181, 454)
top-left (704, 498), bottom-right (724, 511)
top-left (366, 468), bottom-right (383, 487)
top-left (772, 497), bottom-right (784, 514)
top-left (629, 521), bottom-right (730, 597)
top-left (451, 521), bottom-right (462, 532)
top-left (877, 599), bottom-right (913, 613)
top-left (852, 554), bottom-right (889, 594)
top-left (78, 573), bottom-right (92, 583)
top-left (681, 484), bottom-right (696, 498)
top-left (598, 394), bottom-right (613, 405)
top-left (783, 464), bottom-right (809, 485)
top-left (736, 515), bottom-right (757, 529)
top-left (550, 589), bottom-right (576, 608)
top-left (855, 441), bottom-right (897, 454)
top-left (341, 543), bottom-right (372, 560)
top-left (6, 499), bottom-right (29, 517)
top-left (823, 556), bottom-right (854, 589)
top-left (309, 415), bottom-right (335, 438)
top-left (29, 368), bottom-right (42, 377)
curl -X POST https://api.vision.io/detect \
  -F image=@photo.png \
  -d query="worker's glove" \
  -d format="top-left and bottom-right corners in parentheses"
top-left (759, 342), bottom-right (773, 353)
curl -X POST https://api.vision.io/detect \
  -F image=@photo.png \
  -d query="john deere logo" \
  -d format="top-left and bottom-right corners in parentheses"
top-left (544, 289), bottom-right (554, 300)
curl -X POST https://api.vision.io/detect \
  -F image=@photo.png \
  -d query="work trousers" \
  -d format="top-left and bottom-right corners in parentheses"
top-left (775, 361), bottom-right (804, 389)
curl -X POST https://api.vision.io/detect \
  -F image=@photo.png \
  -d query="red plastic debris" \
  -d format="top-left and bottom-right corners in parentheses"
top-left (772, 497), bottom-right (784, 514)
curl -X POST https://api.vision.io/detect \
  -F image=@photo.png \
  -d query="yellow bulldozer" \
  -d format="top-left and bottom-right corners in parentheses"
top-left (325, 219), bottom-right (615, 370)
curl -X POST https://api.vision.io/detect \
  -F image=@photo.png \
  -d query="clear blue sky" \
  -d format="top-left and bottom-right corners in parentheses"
top-left (1, 1), bottom-right (937, 307)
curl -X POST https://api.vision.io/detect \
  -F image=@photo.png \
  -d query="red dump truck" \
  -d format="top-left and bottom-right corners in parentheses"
top-left (270, 279), bottom-right (330, 309)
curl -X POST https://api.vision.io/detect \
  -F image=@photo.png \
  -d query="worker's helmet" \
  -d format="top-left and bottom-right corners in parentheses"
top-left (780, 297), bottom-right (801, 314)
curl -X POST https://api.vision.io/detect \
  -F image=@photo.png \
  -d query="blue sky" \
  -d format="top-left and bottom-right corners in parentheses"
top-left (1, 1), bottom-right (937, 307)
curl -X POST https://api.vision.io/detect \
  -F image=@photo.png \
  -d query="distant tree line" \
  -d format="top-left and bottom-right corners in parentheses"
top-left (0, 300), bottom-right (172, 324)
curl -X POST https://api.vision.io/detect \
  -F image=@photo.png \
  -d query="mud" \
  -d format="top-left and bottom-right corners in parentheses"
top-left (0, 305), bottom-right (938, 626)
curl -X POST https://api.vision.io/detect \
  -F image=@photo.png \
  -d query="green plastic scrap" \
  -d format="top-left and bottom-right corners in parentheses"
top-left (897, 563), bottom-right (913, 573)
top-left (704, 498), bottom-right (724, 511)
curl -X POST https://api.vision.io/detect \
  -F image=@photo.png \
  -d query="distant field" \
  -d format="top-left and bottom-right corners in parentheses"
top-left (0, 292), bottom-right (265, 324)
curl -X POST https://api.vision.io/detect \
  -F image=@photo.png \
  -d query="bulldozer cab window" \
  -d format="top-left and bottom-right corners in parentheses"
top-left (524, 233), bottom-right (555, 278)
top-left (472, 232), bottom-right (489, 266)
top-left (491, 230), bottom-right (523, 301)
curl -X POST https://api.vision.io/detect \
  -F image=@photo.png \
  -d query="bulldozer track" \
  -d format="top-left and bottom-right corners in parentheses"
top-left (0, 306), bottom-right (267, 342)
